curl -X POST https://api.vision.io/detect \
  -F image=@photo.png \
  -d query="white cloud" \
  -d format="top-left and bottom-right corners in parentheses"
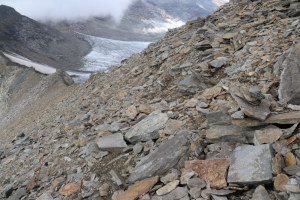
top-left (0, 0), bottom-right (134, 22)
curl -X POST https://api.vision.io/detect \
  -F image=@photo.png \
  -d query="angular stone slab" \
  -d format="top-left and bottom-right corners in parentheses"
top-left (232, 111), bottom-right (300, 127)
top-left (279, 44), bottom-right (300, 104)
top-left (254, 125), bottom-right (283, 145)
top-left (125, 111), bottom-right (169, 143)
top-left (228, 144), bottom-right (273, 185)
top-left (185, 158), bottom-right (230, 189)
top-left (152, 187), bottom-right (189, 200)
top-left (127, 131), bottom-right (190, 183)
top-left (206, 125), bottom-right (255, 143)
top-left (97, 133), bottom-right (127, 152)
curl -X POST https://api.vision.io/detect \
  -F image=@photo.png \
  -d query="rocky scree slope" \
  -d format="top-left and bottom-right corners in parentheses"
top-left (0, 5), bottom-right (91, 70)
top-left (1, 0), bottom-right (300, 199)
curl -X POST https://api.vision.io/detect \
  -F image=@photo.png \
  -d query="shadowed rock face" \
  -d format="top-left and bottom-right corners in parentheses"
top-left (0, 5), bottom-right (91, 70)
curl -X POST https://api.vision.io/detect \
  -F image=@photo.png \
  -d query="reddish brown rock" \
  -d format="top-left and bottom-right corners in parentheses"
top-left (118, 176), bottom-right (159, 200)
top-left (185, 159), bottom-right (230, 189)
top-left (285, 152), bottom-right (297, 167)
top-left (59, 182), bottom-right (81, 196)
top-left (274, 174), bottom-right (289, 192)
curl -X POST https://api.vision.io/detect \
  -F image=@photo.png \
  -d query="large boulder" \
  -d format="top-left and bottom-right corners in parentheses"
top-left (278, 44), bottom-right (300, 104)
top-left (127, 131), bottom-right (190, 183)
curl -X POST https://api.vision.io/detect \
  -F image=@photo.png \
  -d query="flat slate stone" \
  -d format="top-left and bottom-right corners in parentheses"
top-left (279, 44), bottom-right (300, 104)
top-left (206, 125), bottom-right (255, 143)
top-left (232, 111), bottom-right (300, 127)
top-left (227, 144), bottom-right (273, 185)
top-left (151, 187), bottom-right (189, 200)
top-left (127, 131), bottom-right (190, 183)
top-left (125, 111), bottom-right (169, 143)
top-left (97, 133), bottom-right (127, 152)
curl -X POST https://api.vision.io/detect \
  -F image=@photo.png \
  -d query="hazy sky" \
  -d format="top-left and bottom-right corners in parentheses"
top-left (0, 0), bottom-right (134, 22)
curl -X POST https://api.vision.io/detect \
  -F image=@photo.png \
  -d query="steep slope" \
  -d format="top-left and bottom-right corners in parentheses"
top-left (0, 0), bottom-right (300, 200)
top-left (0, 5), bottom-right (91, 70)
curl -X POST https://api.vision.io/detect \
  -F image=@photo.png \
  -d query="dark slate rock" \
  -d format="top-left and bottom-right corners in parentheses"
top-left (127, 131), bottom-right (190, 183)
top-left (279, 44), bottom-right (300, 104)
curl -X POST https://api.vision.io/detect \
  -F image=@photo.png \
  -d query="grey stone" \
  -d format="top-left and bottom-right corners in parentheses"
top-left (7, 188), bottom-right (27, 200)
top-left (180, 169), bottom-right (197, 185)
top-left (125, 111), bottom-right (169, 143)
top-left (127, 131), bottom-right (190, 183)
top-left (152, 187), bottom-right (189, 200)
top-left (189, 187), bottom-right (201, 199)
top-left (279, 44), bottom-right (300, 104)
top-left (109, 122), bottom-right (122, 133)
top-left (206, 142), bottom-right (234, 159)
top-left (206, 125), bottom-right (255, 143)
top-left (36, 191), bottom-right (54, 200)
top-left (187, 178), bottom-right (206, 189)
top-left (228, 144), bottom-right (273, 185)
top-left (283, 165), bottom-right (300, 176)
top-left (133, 143), bottom-right (143, 155)
top-left (210, 57), bottom-right (228, 68)
top-left (178, 75), bottom-right (203, 95)
top-left (231, 111), bottom-right (245, 119)
top-left (272, 142), bottom-right (291, 156)
top-left (199, 102), bottom-right (209, 108)
top-left (206, 111), bottom-right (232, 126)
top-left (97, 133), bottom-right (127, 152)
top-left (161, 169), bottom-right (180, 184)
top-left (212, 195), bottom-right (228, 200)
top-left (251, 185), bottom-right (270, 200)
top-left (110, 170), bottom-right (124, 186)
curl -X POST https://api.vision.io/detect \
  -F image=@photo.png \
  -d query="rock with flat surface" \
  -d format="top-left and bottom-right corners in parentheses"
top-left (254, 125), bottom-right (283, 145)
top-left (206, 125), bottom-right (255, 143)
top-left (118, 176), bottom-right (159, 200)
top-left (156, 180), bottom-right (179, 196)
top-left (210, 57), bottom-right (228, 68)
top-left (127, 131), bottom-right (190, 183)
top-left (125, 111), bottom-right (169, 143)
top-left (228, 144), bottom-right (273, 184)
top-left (151, 187), bottom-right (189, 200)
top-left (274, 174), bottom-right (289, 192)
top-left (185, 158), bottom-right (230, 189)
top-left (279, 44), bottom-right (300, 104)
top-left (232, 111), bottom-right (300, 127)
top-left (97, 133), bottom-right (127, 152)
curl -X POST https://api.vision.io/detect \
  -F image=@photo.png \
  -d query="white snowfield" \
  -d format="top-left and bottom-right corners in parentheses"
top-left (3, 52), bottom-right (57, 75)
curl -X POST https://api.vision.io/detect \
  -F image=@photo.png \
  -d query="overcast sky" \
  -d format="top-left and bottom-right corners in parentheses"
top-left (0, 0), bottom-right (134, 22)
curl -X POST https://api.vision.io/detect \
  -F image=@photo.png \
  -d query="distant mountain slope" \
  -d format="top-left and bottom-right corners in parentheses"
top-left (0, 5), bottom-right (91, 70)
top-left (54, 0), bottom-right (228, 41)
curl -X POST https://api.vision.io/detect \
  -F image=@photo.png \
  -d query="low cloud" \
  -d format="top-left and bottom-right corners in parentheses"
top-left (0, 0), bottom-right (134, 22)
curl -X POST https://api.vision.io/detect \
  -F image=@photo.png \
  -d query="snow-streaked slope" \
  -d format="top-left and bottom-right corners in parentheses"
top-left (142, 19), bottom-right (185, 33)
top-left (81, 34), bottom-right (150, 71)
